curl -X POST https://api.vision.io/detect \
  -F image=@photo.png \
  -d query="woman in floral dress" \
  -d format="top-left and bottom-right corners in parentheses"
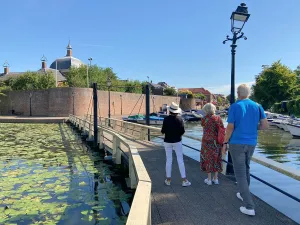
top-left (200, 103), bottom-right (224, 185)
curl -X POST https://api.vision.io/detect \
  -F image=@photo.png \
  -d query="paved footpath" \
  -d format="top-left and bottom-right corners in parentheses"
top-left (118, 136), bottom-right (298, 225)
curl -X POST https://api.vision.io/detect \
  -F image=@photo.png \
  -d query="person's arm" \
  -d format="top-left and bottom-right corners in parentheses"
top-left (258, 105), bottom-right (269, 130)
top-left (259, 119), bottom-right (269, 130)
top-left (161, 118), bottom-right (166, 134)
top-left (224, 123), bottom-right (234, 143)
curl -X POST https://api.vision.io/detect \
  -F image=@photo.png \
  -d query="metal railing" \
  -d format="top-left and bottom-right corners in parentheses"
top-left (69, 115), bottom-right (151, 225)
top-left (89, 115), bottom-right (300, 204)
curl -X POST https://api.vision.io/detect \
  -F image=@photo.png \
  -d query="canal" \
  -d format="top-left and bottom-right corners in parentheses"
top-left (0, 123), bottom-right (132, 225)
top-left (152, 122), bottom-right (300, 223)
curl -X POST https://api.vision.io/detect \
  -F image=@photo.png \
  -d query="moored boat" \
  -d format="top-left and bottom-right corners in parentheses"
top-left (286, 123), bottom-right (300, 138)
top-left (122, 114), bottom-right (164, 125)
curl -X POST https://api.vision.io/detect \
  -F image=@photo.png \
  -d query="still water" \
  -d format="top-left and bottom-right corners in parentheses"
top-left (0, 123), bottom-right (131, 225)
top-left (153, 122), bottom-right (300, 223)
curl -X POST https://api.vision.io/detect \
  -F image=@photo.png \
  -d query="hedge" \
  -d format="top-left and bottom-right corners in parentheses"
top-left (272, 98), bottom-right (300, 115)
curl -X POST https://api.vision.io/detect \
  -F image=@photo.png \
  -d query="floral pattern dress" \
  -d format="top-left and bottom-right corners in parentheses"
top-left (200, 115), bottom-right (224, 173)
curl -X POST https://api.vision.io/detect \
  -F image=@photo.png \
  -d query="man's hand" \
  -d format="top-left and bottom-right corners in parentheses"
top-left (222, 144), bottom-right (228, 155)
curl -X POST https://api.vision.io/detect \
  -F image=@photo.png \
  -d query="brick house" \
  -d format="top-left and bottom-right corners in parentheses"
top-left (178, 88), bottom-right (214, 102)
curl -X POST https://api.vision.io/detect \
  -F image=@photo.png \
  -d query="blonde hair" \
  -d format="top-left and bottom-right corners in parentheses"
top-left (237, 84), bottom-right (250, 98)
top-left (202, 103), bottom-right (216, 115)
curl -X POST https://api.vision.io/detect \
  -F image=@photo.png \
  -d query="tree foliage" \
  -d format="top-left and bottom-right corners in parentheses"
top-left (194, 93), bottom-right (206, 100)
top-left (226, 94), bottom-right (236, 102)
top-left (66, 65), bottom-right (146, 93)
top-left (163, 87), bottom-right (177, 96)
top-left (4, 71), bottom-right (56, 91)
top-left (66, 65), bottom-right (118, 89)
top-left (252, 61), bottom-right (298, 109)
top-left (178, 90), bottom-right (194, 98)
top-left (217, 96), bottom-right (223, 104)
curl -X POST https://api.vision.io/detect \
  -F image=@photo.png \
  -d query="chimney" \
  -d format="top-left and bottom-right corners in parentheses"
top-left (66, 40), bottom-right (72, 57)
top-left (3, 61), bottom-right (9, 74)
top-left (41, 55), bottom-right (47, 69)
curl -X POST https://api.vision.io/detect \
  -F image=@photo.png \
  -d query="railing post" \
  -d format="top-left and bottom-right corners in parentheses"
top-left (112, 135), bottom-right (121, 164)
top-left (140, 127), bottom-right (145, 140)
top-left (148, 198), bottom-right (151, 225)
top-left (113, 137), bottom-right (121, 164)
top-left (124, 122), bottom-right (128, 133)
top-left (88, 122), bottom-right (92, 139)
top-left (129, 155), bottom-right (137, 189)
top-left (98, 128), bottom-right (104, 149)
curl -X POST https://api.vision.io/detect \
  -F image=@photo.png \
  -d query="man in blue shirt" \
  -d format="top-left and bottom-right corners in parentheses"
top-left (222, 84), bottom-right (268, 216)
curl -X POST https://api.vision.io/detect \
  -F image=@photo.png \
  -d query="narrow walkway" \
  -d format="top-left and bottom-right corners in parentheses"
top-left (114, 135), bottom-right (297, 225)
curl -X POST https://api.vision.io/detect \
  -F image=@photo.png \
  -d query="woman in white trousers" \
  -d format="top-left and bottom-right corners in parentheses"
top-left (161, 102), bottom-right (191, 187)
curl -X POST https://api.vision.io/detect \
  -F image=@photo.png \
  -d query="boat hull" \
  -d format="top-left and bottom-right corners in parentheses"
top-left (287, 124), bottom-right (300, 137)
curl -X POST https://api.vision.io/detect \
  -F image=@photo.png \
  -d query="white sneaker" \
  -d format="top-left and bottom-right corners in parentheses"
top-left (212, 178), bottom-right (219, 185)
top-left (182, 180), bottom-right (191, 187)
top-left (204, 178), bottom-right (212, 186)
top-left (240, 206), bottom-right (255, 216)
top-left (165, 179), bottom-right (171, 186)
top-left (236, 192), bottom-right (243, 201)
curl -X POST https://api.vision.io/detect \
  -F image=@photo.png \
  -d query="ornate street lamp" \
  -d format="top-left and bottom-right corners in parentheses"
top-left (223, 3), bottom-right (250, 104)
top-left (107, 77), bottom-right (112, 126)
top-left (223, 3), bottom-right (250, 175)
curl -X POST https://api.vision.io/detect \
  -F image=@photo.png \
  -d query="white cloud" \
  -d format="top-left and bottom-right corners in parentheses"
top-left (207, 81), bottom-right (255, 95)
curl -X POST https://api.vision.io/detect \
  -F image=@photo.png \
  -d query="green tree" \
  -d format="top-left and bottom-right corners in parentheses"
top-left (194, 93), bottom-right (206, 100)
top-left (121, 80), bottom-right (144, 93)
top-left (178, 90), bottom-right (194, 98)
top-left (0, 81), bottom-right (11, 96)
top-left (7, 71), bottom-right (56, 91)
top-left (226, 94), bottom-right (237, 102)
top-left (217, 96), bottom-right (223, 105)
top-left (66, 65), bottom-right (118, 89)
top-left (163, 87), bottom-right (177, 96)
top-left (252, 61), bottom-right (298, 109)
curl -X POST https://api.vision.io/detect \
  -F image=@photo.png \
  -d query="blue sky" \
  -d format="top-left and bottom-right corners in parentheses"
top-left (0, 0), bottom-right (300, 94)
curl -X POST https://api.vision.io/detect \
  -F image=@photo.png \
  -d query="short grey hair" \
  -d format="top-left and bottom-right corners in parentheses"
top-left (202, 103), bottom-right (216, 115)
top-left (237, 84), bottom-right (250, 98)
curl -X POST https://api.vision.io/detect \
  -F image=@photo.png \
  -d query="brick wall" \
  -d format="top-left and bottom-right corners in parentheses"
top-left (0, 88), bottom-right (178, 117)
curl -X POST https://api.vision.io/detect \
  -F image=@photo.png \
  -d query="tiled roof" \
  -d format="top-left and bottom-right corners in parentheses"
top-left (178, 88), bottom-right (211, 95)
top-left (0, 69), bottom-right (66, 82)
top-left (49, 56), bottom-right (84, 72)
top-left (0, 72), bottom-right (25, 81)
top-left (38, 68), bottom-right (66, 82)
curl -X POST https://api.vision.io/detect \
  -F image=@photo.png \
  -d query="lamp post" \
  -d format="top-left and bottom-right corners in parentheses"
top-left (29, 93), bottom-right (33, 116)
top-left (120, 95), bottom-right (123, 115)
top-left (223, 3), bottom-right (250, 104)
top-left (223, 3), bottom-right (250, 174)
top-left (107, 77), bottom-right (112, 126)
top-left (87, 57), bottom-right (93, 88)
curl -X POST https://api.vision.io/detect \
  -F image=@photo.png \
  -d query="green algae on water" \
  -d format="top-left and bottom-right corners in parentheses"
top-left (0, 123), bottom-right (131, 225)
